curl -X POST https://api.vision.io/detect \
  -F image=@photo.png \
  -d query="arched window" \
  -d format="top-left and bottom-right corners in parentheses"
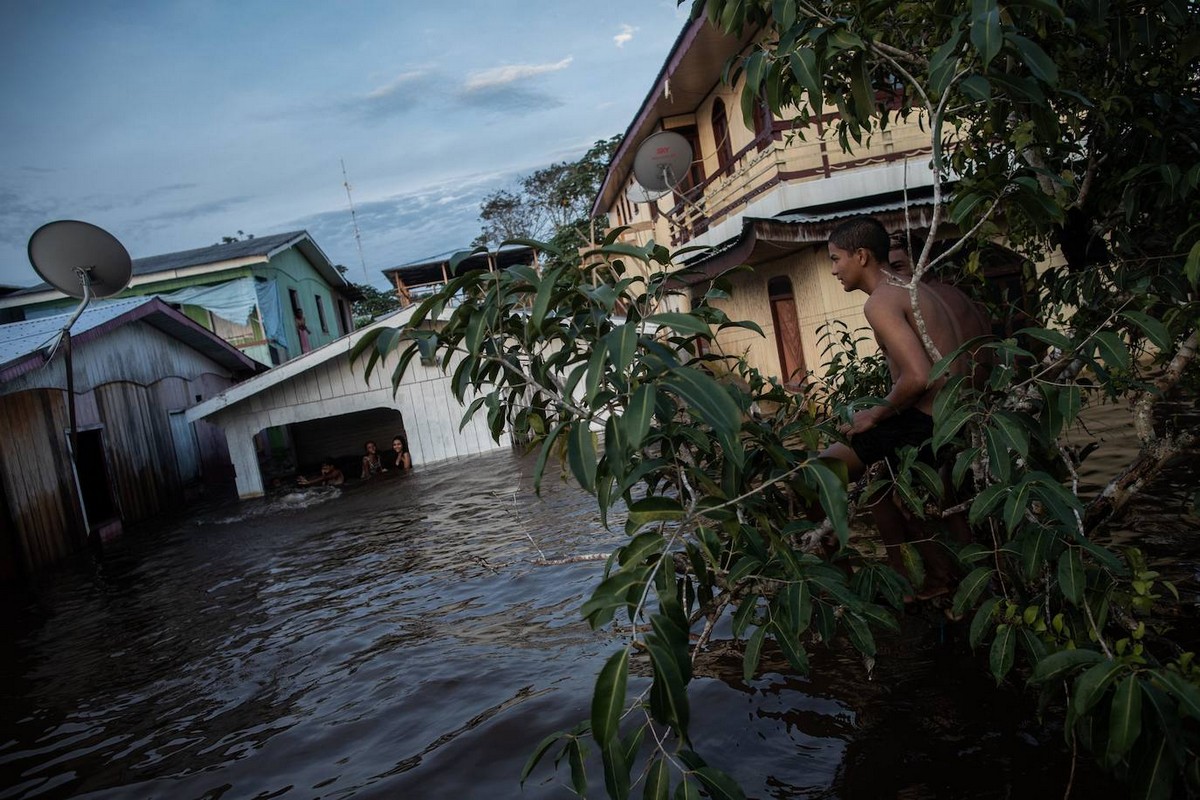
top-left (711, 98), bottom-right (734, 174)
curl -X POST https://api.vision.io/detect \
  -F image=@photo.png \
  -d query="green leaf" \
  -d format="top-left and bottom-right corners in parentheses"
top-left (953, 567), bottom-right (994, 614)
top-left (1073, 660), bottom-right (1126, 718)
top-left (1121, 311), bottom-right (1172, 352)
top-left (646, 636), bottom-right (691, 734)
top-left (1107, 675), bottom-right (1144, 763)
top-left (1029, 647), bottom-right (1105, 683)
top-left (970, 0), bottom-right (1002, 67)
top-left (644, 312), bottom-right (713, 339)
top-left (624, 497), bottom-right (685, 535)
top-left (1185, 240), bottom-right (1200, 286)
top-left (1093, 330), bottom-right (1131, 370)
top-left (1152, 669), bottom-right (1200, 719)
top-left (969, 484), bottom-right (1007, 525)
top-left (694, 766), bottom-right (746, 800)
top-left (849, 53), bottom-right (875, 119)
top-left (529, 265), bottom-right (561, 330)
top-left (929, 34), bottom-right (963, 97)
top-left (586, 339), bottom-right (609, 408)
top-left (607, 323), bottom-right (639, 375)
top-left (1007, 34), bottom-right (1058, 83)
top-left (771, 620), bottom-right (811, 674)
top-left (1131, 734), bottom-right (1178, 800)
top-left (789, 48), bottom-right (823, 108)
top-left (568, 737), bottom-right (587, 796)
top-left (592, 649), bottom-right (630, 745)
top-left (806, 459), bottom-right (849, 546)
top-left (623, 383), bottom-right (656, 450)
top-left (532, 421), bottom-right (568, 494)
top-left (662, 367), bottom-right (745, 468)
top-left (969, 596), bottom-right (1000, 649)
top-left (743, 625), bottom-right (766, 682)
top-left (568, 422), bottom-right (598, 493)
top-left (520, 730), bottom-right (564, 785)
top-left (990, 623), bottom-right (1016, 682)
top-left (644, 758), bottom-right (671, 800)
top-left (601, 740), bottom-right (631, 800)
top-left (1058, 549), bottom-right (1086, 605)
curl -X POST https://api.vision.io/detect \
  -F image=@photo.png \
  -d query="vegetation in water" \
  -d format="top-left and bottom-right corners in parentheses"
top-left (355, 0), bottom-right (1200, 796)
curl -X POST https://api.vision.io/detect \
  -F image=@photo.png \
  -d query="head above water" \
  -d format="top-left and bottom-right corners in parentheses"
top-left (365, 440), bottom-right (377, 453)
top-left (321, 458), bottom-right (336, 472)
top-left (828, 216), bottom-right (890, 264)
top-left (392, 436), bottom-right (406, 450)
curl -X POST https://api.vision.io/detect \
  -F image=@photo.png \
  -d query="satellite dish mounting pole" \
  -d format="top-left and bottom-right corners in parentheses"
top-left (27, 220), bottom-right (132, 540)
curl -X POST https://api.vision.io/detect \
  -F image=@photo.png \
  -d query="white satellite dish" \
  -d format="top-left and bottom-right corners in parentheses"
top-left (625, 180), bottom-right (668, 205)
top-left (632, 131), bottom-right (693, 194)
top-left (29, 220), bottom-right (132, 300)
top-left (27, 221), bottom-right (133, 512)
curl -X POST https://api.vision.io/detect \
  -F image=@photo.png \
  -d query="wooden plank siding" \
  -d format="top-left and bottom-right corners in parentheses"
top-left (0, 390), bottom-right (86, 572)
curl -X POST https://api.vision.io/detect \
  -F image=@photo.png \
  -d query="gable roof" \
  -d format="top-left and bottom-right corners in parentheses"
top-left (0, 230), bottom-right (353, 306)
top-left (0, 296), bottom-right (264, 384)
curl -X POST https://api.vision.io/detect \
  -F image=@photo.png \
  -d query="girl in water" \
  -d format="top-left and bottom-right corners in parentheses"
top-left (391, 434), bottom-right (412, 471)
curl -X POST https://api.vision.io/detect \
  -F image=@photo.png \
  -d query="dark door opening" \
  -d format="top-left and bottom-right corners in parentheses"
top-left (768, 277), bottom-right (805, 387)
top-left (73, 429), bottom-right (118, 526)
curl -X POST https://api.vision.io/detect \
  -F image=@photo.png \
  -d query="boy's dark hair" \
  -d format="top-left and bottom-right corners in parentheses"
top-left (828, 216), bottom-right (890, 262)
top-left (889, 230), bottom-right (927, 260)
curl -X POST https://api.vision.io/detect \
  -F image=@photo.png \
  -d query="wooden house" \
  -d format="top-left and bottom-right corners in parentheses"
top-left (381, 245), bottom-right (538, 307)
top-left (187, 305), bottom-right (509, 500)
top-left (0, 231), bottom-right (360, 367)
top-left (0, 297), bottom-right (263, 578)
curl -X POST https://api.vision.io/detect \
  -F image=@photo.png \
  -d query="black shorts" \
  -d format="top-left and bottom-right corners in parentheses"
top-left (850, 408), bottom-right (935, 468)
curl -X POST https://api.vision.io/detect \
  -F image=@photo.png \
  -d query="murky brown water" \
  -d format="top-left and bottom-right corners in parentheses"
top-left (1, 404), bottom-right (1194, 798)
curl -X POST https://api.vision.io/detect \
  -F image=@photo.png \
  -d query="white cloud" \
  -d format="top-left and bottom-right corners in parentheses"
top-left (463, 57), bottom-right (573, 91)
top-left (614, 24), bottom-right (636, 48)
top-left (366, 70), bottom-right (430, 100)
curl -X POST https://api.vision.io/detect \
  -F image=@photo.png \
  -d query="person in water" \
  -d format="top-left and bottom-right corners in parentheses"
top-left (819, 216), bottom-right (991, 599)
top-left (298, 457), bottom-right (345, 487)
top-left (361, 440), bottom-right (386, 479)
top-left (391, 434), bottom-right (412, 471)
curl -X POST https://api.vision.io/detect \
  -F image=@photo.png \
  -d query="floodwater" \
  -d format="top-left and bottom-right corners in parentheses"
top-left (1, 403), bottom-right (1195, 799)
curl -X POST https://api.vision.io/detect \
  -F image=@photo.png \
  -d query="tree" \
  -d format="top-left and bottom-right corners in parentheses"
top-left (473, 136), bottom-right (623, 262)
top-left (335, 265), bottom-right (402, 327)
top-left (356, 1), bottom-right (1200, 796)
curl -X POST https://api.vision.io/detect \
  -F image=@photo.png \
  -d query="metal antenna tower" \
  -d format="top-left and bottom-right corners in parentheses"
top-left (341, 159), bottom-right (369, 283)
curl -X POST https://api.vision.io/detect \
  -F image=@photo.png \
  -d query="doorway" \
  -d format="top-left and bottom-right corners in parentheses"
top-left (768, 276), bottom-right (805, 387)
top-left (71, 427), bottom-right (119, 528)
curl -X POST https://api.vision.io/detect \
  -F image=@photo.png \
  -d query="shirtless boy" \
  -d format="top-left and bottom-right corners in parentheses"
top-left (820, 216), bottom-right (990, 597)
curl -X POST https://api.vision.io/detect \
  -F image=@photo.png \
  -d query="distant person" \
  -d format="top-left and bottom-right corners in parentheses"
top-left (298, 457), bottom-right (344, 487)
top-left (361, 440), bottom-right (386, 479)
top-left (391, 434), bottom-right (412, 471)
top-left (820, 217), bottom-right (991, 599)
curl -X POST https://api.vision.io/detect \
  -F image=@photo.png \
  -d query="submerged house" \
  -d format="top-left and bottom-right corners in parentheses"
top-left (188, 305), bottom-right (510, 500)
top-left (592, 15), bottom-right (1025, 387)
top-left (0, 297), bottom-right (263, 578)
top-left (0, 231), bottom-right (359, 367)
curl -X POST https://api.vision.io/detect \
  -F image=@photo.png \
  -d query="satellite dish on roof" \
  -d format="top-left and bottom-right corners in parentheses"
top-left (626, 180), bottom-right (668, 205)
top-left (632, 131), bottom-right (693, 193)
top-left (28, 220), bottom-right (132, 299)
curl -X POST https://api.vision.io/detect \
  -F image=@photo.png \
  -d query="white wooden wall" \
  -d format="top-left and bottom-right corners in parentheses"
top-left (207, 344), bottom-right (510, 498)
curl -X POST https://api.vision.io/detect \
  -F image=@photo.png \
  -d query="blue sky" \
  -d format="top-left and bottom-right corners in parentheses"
top-left (0, 1), bottom-right (690, 289)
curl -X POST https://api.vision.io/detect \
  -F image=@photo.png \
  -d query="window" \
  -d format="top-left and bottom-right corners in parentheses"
top-left (315, 295), bottom-right (329, 333)
top-left (711, 98), bottom-right (734, 174)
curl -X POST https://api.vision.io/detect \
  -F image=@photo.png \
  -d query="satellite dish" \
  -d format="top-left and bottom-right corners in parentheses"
top-left (626, 180), bottom-right (668, 205)
top-left (28, 220), bottom-right (132, 299)
top-left (632, 131), bottom-right (693, 193)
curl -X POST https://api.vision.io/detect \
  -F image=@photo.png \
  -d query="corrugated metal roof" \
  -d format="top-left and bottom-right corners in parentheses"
top-left (0, 298), bottom-right (151, 367)
top-left (0, 296), bottom-right (263, 382)
top-left (3, 230), bottom-right (352, 301)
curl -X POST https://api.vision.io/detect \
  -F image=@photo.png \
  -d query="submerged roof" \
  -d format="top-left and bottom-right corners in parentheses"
top-left (0, 296), bottom-right (263, 383)
top-left (1, 230), bottom-right (352, 304)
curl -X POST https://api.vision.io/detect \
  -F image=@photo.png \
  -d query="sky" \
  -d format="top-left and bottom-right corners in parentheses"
top-left (0, 1), bottom-right (691, 290)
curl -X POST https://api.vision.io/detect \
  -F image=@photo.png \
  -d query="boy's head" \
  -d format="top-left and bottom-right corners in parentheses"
top-left (828, 216), bottom-right (890, 264)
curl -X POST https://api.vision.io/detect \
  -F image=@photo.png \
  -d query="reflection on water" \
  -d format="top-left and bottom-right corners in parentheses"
top-left (1, 403), bottom-right (1193, 799)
